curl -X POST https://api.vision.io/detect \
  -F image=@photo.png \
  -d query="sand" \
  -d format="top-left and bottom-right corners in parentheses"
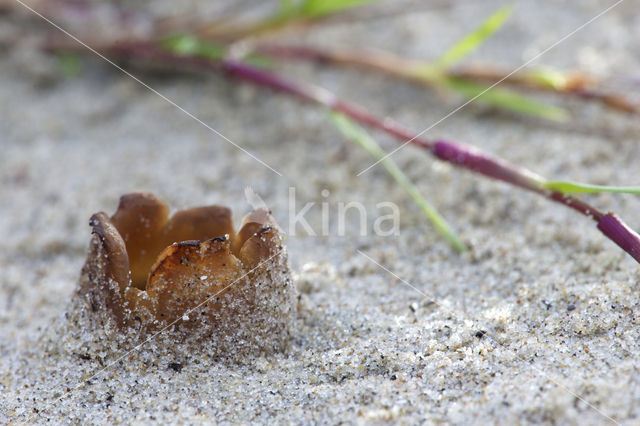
top-left (2, 0), bottom-right (640, 424)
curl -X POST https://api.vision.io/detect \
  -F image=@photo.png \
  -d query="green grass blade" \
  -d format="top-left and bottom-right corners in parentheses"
top-left (56, 52), bottom-right (82, 77)
top-left (161, 34), bottom-right (226, 60)
top-left (330, 113), bottom-right (467, 252)
top-left (161, 34), bottom-right (273, 67)
top-left (300, 0), bottom-right (381, 18)
top-left (279, 0), bottom-right (296, 13)
top-left (260, 0), bottom-right (380, 37)
top-left (524, 68), bottom-right (571, 90)
top-left (543, 181), bottom-right (640, 195)
top-left (445, 77), bottom-right (569, 121)
top-left (435, 4), bottom-right (513, 69)
top-left (276, 0), bottom-right (300, 20)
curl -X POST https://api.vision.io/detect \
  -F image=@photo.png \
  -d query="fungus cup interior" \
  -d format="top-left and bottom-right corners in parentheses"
top-left (86, 193), bottom-right (279, 326)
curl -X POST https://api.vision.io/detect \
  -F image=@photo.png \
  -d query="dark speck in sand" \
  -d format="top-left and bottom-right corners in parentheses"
top-left (168, 362), bottom-right (183, 372)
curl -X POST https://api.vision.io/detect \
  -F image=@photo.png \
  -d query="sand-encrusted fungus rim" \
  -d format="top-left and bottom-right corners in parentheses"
top-left (77, 192), bottom-right (285, 330)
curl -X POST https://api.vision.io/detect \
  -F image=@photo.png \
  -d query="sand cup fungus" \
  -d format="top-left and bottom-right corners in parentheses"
top-left (76, 193), bottom-right (296, 354)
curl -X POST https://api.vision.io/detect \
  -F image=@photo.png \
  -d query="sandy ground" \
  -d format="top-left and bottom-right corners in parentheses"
top-left (2, 0), bottom-right (640, 424)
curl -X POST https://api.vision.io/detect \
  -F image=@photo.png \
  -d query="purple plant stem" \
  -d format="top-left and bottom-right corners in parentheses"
top-left (47, 39), bottom-right (640, 263)
top-left (598, 214), bottom-right (640, 263)
top-left (222, 60), bottom-right (640, 262)
top-left (428, 139), bottom-right (640, 262)
top-left (430, 140), bottom-right (604, 221)
top-left (431, 140), bottom-right (546, 193)
top-left (221, 59), bottom-right (417, 143)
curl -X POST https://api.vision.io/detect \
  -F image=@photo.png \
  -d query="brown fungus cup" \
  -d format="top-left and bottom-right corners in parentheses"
top-left (76, 193), bottom-right (296, 354)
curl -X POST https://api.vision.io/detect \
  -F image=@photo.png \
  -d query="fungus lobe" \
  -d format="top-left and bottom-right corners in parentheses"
top-left (76, 193), bottom-right (296, 353)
